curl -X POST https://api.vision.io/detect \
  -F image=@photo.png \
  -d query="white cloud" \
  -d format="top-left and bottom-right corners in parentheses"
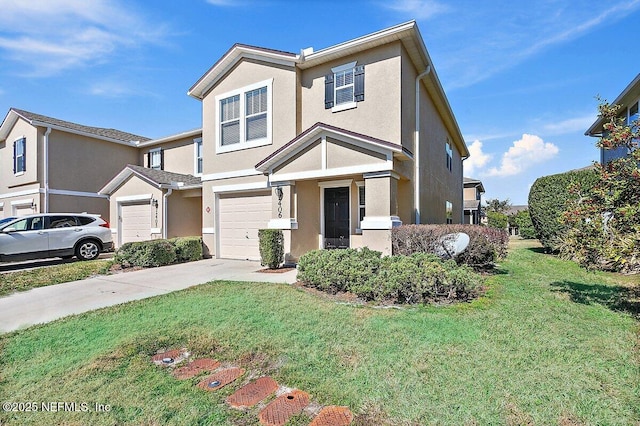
top-left (0, 0), bottom-right (168, 76)
top-left (381, 0), bottom-right (450, 20)
top-left (487, 134), bottom-right (559, 177)
top-left (464, 140), bottom-right (492, 176)
top-left (542, 113), bottom-right (597, 135)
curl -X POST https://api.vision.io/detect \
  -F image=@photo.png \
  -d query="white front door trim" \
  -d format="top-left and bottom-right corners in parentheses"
top-left (318, 179), bottom-right (352, 249)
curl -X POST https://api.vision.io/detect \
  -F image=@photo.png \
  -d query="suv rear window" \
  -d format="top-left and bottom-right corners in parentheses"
top-left (76, 216), bottom-right (96, 225)
top-left (47, 216), bottom-right (78, 228)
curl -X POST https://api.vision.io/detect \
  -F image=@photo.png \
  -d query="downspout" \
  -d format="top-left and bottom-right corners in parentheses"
top-left (44, 127), bottom-right (52, 213)
top-left (414, 66), bottom-right (431, 224)
top-left (163, 188), bottom-right (173, 239)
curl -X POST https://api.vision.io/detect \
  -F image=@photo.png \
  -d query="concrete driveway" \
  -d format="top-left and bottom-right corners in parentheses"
top-left (0, 258), bottom-right (297, 334)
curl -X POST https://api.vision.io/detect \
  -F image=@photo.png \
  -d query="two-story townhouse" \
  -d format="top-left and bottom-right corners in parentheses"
top-left (188, 21), bottom-right (469, 261)
top-left (99, 129), bottom-right (203, 247)
top-left (585, 73), bottom-right (640, 164)
top-left (0, 108), bottom-right (144, 220)
top-left (463, 177), bottom-right (485, 225)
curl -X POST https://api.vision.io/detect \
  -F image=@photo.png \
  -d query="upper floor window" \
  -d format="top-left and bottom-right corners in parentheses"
top-left (628, 101), bottom-right (639, 126)
top-left (148, 148), bottom-right (163, 170)
top-left (216, 79), bottom-right (273, 153)
top-left (325, 62), bottom-right (365, 112)
top-left (13, 137), bottom-right (26, 174)
top-left (445, 139), bottom-right (453, 172)
top-left (194, 138), bottom-right (203, 175)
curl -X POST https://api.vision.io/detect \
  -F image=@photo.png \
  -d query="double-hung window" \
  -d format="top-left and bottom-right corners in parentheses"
top-left (13, 137), bottom-right (26, 174)
top-left (194, 138), bottom-right (203, 175)
top-left (216, 79), bottom-right (272, 153)
top-left (325, 61), bottom-right (365, 112)
top-left (446, 201), bottom-right (453, 224)
top-left (149, 148), bottom-right (163, 170)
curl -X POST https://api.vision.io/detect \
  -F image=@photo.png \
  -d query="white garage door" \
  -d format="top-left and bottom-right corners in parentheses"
top-left (120, 202), bottom-right (152, 245)
top-left (218, 191), bottom-right (271, 260)
top-left (14, 204), bottom-right (34, 217)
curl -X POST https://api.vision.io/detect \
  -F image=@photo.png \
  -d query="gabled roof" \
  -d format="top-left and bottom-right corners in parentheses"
top-left (187, 21), bottom-right (468, 158)
top-left (100, 164), bottom-right (202, 195)
top-left (188, 43), bottom-right (298, 99)
top-left (463, 176), bottom-right (485, 193)
top-left (0, 108), bottom-right (150, 145)
top-left (585, 73), bottom-right (640, 137)
top-left (255, 122), bottom-right (412, 173)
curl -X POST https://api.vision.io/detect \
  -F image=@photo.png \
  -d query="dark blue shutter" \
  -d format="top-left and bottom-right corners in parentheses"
top-left (146, 152), bottom-right (150, 168)
top-left (354, 65), bottom-right (365, 102)
top-left (12, 141), bottom-right (16, 174)
top-left (324, 73), bottom-right (334, 109)
top-left (21, 138), bottom-right (25, 172)
top-left (160, 149), bottom-right (164, 170)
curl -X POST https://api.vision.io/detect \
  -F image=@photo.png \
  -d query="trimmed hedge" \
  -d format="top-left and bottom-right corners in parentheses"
top-left (114, 236), bottom-right (203, 268)
top-left (391, 224), bottom-right (508, 269)
top-left (528, 168), bottom-right (599, 251)
top-left (296, 248), bottom-right (482, 304)
top-left (258, 229), bottom-right (284, 269)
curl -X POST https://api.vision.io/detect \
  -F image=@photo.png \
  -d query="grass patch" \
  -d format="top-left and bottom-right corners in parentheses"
top-left (0, 241), bottom-right (638, 425)
top-left (0, 260), bottom-right (112, 296)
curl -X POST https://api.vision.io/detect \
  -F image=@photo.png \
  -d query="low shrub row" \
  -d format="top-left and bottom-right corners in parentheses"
top-left (114, 236), bottom-right (203, 268)
top-left (297, 248), bottom-right (483, 304)
top-left (391, 224), bottom-right (508, 269)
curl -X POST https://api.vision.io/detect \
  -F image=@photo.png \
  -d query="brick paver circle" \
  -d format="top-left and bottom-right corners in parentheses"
top-left (197, 367), bottom-right (245, 391)
top-left (258, 390), bottom-right (310, 426)
top-left (173, 358), bottom-right (220, 380)
top-left (151, 349), bottom-right (187, 366)
top-left (309, 406), bottom-right (354, 426)
top-left (226, 376), bottom-right (279, 408)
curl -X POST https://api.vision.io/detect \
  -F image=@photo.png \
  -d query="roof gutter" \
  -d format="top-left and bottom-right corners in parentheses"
top-left (414, 65), bottom-right (431, 225)
top-left (43, 127), bottom-right (52, 213)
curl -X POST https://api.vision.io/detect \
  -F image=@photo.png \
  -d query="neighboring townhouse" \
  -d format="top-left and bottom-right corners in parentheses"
top-left (99, 129), bottom-right (203, 247)
top-left (585, 73), bottom-right (640, 164)
top-left (463, 177), bottom-right (485, 225)
top-left (0, 108), bottom-right (145, 220)
top-left (188, 21), bottom-right (469, 261)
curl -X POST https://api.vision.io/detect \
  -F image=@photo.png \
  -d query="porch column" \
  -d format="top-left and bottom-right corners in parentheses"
top-left (268, 182), bottom-right (298, 264)
top-left (360, 171), bottom-right (402, 255)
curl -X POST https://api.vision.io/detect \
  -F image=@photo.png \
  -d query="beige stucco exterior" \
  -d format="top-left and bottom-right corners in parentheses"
top-left (196, 23), bottom-right (468, 261)
top-left (140, 135), bottom-right (199, 176)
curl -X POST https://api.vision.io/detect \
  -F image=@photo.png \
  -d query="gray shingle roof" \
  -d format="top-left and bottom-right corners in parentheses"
top-left (11, 108), bottom-right (150, 143)
top-left (126, 164), bottom-right (202, 187)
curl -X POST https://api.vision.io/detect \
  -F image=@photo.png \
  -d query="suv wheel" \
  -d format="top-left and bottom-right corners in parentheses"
top-left (75, 239), bottom-right (100, 261)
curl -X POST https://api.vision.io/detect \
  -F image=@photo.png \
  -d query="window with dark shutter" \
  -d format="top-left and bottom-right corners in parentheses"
top-left (327, 61), bottom-right (364, 112)
top-left (324, 73), bottom-right (334, 109)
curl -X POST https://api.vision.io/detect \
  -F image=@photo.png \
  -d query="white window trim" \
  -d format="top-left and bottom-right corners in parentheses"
top-left (194, 137), bottom-right (203, 176)
top-left (215, 78), bottom-right (273, 154)
top-left (331, 61), bottom-right (357, 113)
top-left (355, 181), bottom-right (365, 234)
top-left (149, 148), bottom-right (162, 170)
top-left (14, 137), bottom-right (26, 175)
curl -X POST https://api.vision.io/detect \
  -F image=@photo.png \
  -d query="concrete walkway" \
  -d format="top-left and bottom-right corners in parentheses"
top-left (0, 258), bottom-right (297, 334)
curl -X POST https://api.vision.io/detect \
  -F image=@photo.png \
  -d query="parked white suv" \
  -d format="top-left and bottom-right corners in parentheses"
top-left (0, 213), bottom-right (113, 262)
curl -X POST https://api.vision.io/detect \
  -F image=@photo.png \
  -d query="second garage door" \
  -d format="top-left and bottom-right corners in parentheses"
top-left (218, 191), bottom-right (271, 260)
top-left (120, 202), bottom-right (152, 245)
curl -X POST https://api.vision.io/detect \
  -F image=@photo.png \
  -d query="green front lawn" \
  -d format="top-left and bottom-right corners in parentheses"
top-left (0, 240), bottom-right (638, 425)
top-left (0, 260), bottom-right (112, 296)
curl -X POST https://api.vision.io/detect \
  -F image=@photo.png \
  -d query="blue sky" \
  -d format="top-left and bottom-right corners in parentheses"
top-left (1, 0), bottom-right (639, 205)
